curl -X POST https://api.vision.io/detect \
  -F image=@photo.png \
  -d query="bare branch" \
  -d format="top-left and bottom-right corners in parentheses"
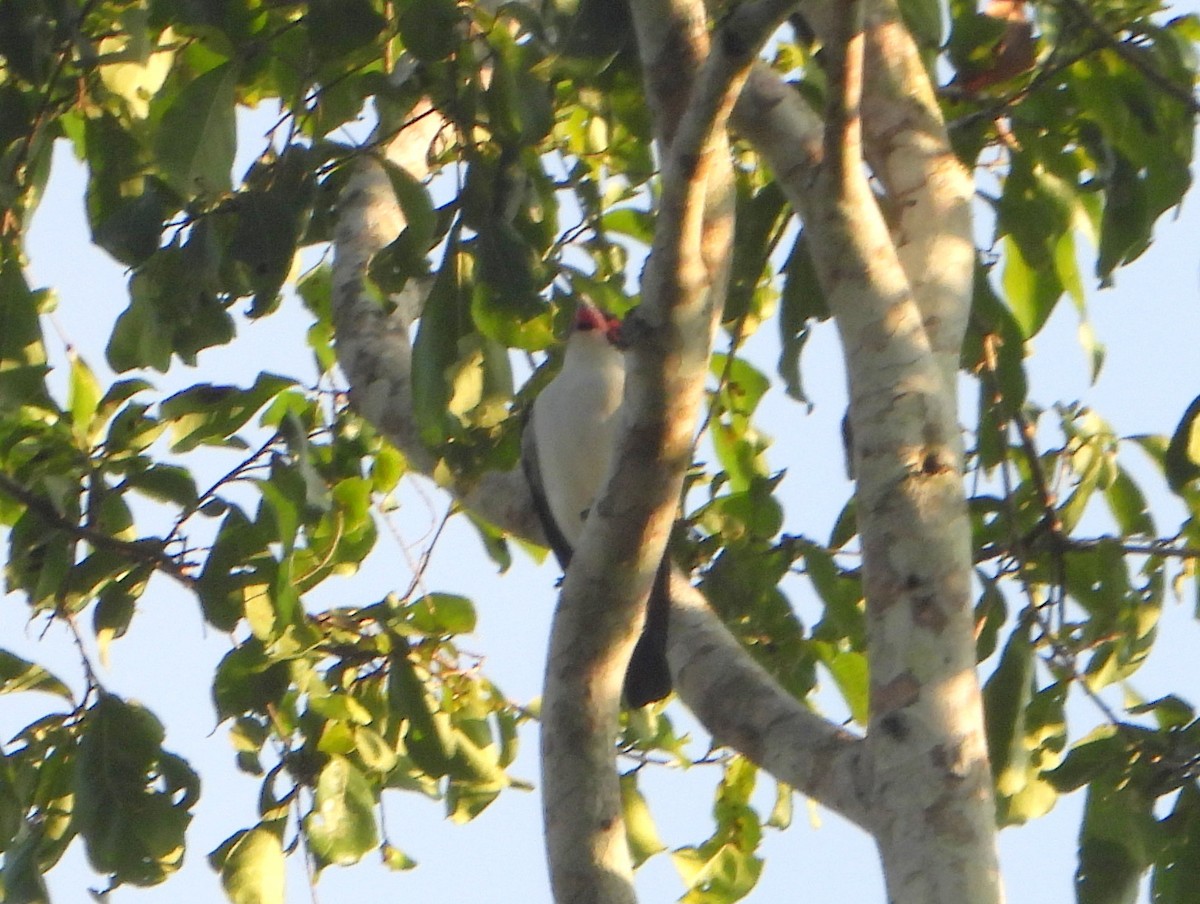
top-left (667, 572), bottom-right (873, 829)
top-left (540, 3), bottom-right (795, 901)
top-left (860, 0), bottom-right (976, 404)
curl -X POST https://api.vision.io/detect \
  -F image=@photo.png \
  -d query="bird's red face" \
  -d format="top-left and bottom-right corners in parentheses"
top-left (574, 304), bottom-right (623, 346)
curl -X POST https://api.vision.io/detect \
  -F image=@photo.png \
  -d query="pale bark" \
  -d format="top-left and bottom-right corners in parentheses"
top-left (669, 572), bottom-right (872, 828)
top-left (801, 5), bottom-right (1002, 902)
top-left (541, 3), bottom-right (794, 901)
top-left (327, 2), bottom-right (1002, 902)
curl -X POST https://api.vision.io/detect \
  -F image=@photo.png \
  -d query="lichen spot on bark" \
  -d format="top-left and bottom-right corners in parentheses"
top-left (874, 671), bottom-right (920, 714)
top-left (924, 789), bottom-right (978, 843)
top-left (912, 592), bottom-right (948, 633)
top-left (930, 738), bottom-right (973, 781)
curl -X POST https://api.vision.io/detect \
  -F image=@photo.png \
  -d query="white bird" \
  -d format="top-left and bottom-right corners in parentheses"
top-left (523, 303), bottom-right (672, 706)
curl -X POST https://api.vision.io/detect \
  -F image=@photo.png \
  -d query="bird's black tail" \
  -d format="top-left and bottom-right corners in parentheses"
top-left (622, 558), bottom-right (673, 707)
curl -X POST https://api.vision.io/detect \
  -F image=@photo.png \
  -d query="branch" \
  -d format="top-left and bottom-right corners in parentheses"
top-left (0, 473), bottom-right (196, 589)
top-left (803, 4), bottom-right (1003, 900)
top-left (1053, 0), bottom-right (1200, 115)
top-left (667, 572), bottom-right (872, 829)
top-left (540, 3), bottom-right (795, 901)
top-left (858, 0), bottom-right (976, 404)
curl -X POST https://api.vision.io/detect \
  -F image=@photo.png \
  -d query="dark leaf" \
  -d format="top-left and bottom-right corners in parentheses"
top-left (73, 695), bottom-right (197, 887)
top-left (0, 650), bottom-right (72, 700)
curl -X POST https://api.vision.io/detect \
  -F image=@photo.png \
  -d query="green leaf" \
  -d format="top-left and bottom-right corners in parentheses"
top-left (228, 150), bottom-right (316, 315)
top-left (723, 182), bottom-right (787, 326)
top-left (695, 489), bottom-right (784, 544)
top-left (197, 507), bottom-right (270, 631)
top-left (675, 843), bottom-right (764, 904)
top-left (810, 641), bottom-right (868, 725)
top-left (484, 28), bottom-right (553, 146)
top-left (369, 160), bottom-right (437, 295)
top-left (0, 260), bottom-right (50, 374)
top-left (620, 772), bottom-right (665, 867)
top-left (159, 373), bottom-right (294, 452)
top-left (0, 1), bottom-right (57, 83)
top-left (212, 642), bottom-right (292, 722)
top-left (0, 650), bottom-right (72, 700)
top-left (304, 0), bottom-right (386, 61)
top-left (777, 231), bottom-right (828, 404)
top-left (83, 113), bottom-right (168, 266)
top-left (107, 245), bottom-right (236, 372)
top-left (73, 695), bottom-right (198, 886)
top-left (1045, 727), bottom-right (1124, 794)
top-left (387, 647), bottom-right (456, 778)
top-left (1096, 158), bottom-right (1148, 281)
top-left (412, 240), bottom-right (511, 444)
top-left (470, 211), bottom-right (550, 341)
top-left (381, 842), bottom-right (417, 871)
top-left (1153, 784), bottom-right (1200, 904)
top-left (1002, 234), bottom-right (1062, 339)
top-left (397, 0), bottom-right (463, 62)
top-left (899, 0), bottom-right (943, 50)
top-left (124, 464), bottom-right (200, 509)
top-left (408, 594), bottom-right (477, 636)
top-left (353, 726), bottom-right (398, 774)
top-left (1165, 395), bottom-right (1200, 494)
top-left (766, 782), bottom-right (792, 830)
top-left (983, 620), bottom-right (1034, 800)
top-left (94, 568), bottom-right (151, 666)
top-left (66, 352), bottom-right (102, 441)
top-left (219, 825), bottom-right (285, 904)
top-left (411, 240), bottom-right (469, 448)
top-left (0, 821), bottom-right (51, 904)
top-left (303, 756), bottom-right (378, 867)
top-left (154, 62), bottom-right (238, 199)
top-left (1126, 694), bottom-right (1194, 731)
top-left (802, 543), bottom-right (865, 648)
top-left (1105, 467), bottom-right (1153, 536)
top-left (1076, 778), bottom-right (1154, 904)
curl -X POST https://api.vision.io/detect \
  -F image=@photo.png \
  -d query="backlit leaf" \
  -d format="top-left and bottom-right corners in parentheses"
top-left (154, 62), bottom-right (238, 199)
top-left (0, 651), bottom-right (72, 700)
top-left (303, 756), bottom-right (378, 867)
top-left (219, 825), bottom-right (285, 904)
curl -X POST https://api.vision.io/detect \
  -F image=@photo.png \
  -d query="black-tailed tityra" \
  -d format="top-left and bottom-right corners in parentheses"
top-left (522, 303), bottom-right (672, 706)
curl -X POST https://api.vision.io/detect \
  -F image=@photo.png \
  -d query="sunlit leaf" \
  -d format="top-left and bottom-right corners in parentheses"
top-left (219, 825), bottom-right (285, 904)
top-left (0, 651), bottom-right (72, 700)
top-left (160, 373), bottom-right (294, 452)
top-left (621, 772), bottom-right (665, 867)
top-left (303, 756), bottom-right (378, 867)
top-left (408, 594), bottom-right (477, 636)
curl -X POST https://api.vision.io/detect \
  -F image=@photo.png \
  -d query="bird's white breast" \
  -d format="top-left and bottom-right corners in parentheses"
top-left (531, 335), bottom-right (626, 546)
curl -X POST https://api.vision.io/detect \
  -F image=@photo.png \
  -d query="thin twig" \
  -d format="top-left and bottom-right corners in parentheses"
top-left (0, 472), bottom-right (197, 588)
top-left (1053, 0), bottom-right (1200, 115)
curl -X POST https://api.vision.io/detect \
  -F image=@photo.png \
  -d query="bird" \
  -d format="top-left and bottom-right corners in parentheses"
top-left (522, 303), bottom-right (673, 707)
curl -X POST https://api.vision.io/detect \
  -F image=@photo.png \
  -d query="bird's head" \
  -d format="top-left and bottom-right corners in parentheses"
top-left (572, 303), bottom-right (625, 349)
